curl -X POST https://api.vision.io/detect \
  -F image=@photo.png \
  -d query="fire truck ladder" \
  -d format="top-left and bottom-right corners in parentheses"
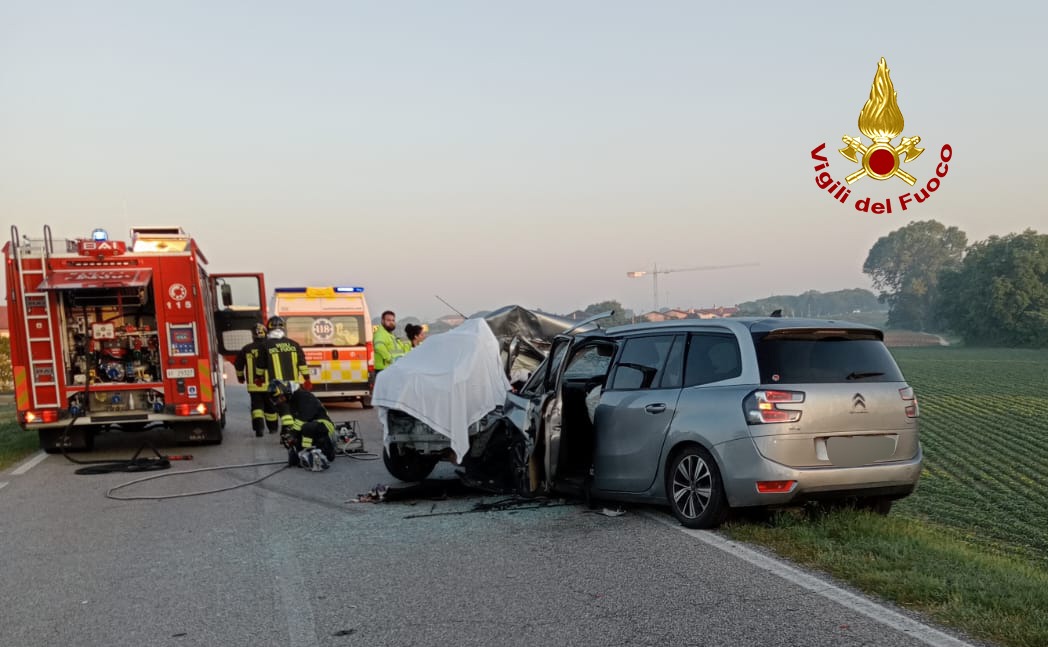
top-left (9, 225), bottom-right (62, 409)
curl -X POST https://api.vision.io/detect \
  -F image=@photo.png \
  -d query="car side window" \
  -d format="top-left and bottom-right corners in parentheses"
top-left (684, 333), bottom-right (742, 387)
top-left (544, 340), bottom-right (570, 391)
top-left (562, 344), bottom-right (615, 381)
top-left (659, 335), bottom-right (686, 388)
top-left (609, 335), bottom-right (676, 391)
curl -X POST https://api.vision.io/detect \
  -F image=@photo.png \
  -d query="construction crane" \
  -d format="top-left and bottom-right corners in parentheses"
top-left (626, 262), bottom-right (759, 313)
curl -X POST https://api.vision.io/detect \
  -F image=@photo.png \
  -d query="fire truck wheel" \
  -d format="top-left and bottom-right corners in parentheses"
top-left (201, 422), bottom-right (223, 445)
top-left (39, 428), bottom-right (95, 453)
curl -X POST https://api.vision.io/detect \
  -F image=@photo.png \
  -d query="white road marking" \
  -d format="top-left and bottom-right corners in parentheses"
top-left (0, 482), bottom-right (8, 491)
top-left (10, 451), bottom-right (48, 476)
top-left (256, 442), bottom-right (320, 647)
top-left (644, 512), bottom-right (976, 647)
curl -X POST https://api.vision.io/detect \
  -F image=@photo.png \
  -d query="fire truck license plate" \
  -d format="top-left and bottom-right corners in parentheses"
top-left (166, 368), bottom-right (196, 379)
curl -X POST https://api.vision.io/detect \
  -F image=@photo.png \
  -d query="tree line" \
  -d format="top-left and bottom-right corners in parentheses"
top-left (863, 220), bottom-right (1048, 347)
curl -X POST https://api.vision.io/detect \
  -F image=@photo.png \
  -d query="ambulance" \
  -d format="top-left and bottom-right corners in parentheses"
top-left (4, 224), bottom-right (266, 451)
top-left (271, 286), bottom-right (374, 407)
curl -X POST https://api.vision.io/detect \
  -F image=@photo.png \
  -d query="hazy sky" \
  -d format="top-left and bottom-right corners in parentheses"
top-left (2, 1), bottom-right (1045, 321)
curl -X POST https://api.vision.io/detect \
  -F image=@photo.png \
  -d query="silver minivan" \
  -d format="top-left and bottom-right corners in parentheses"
top-left (504, 317), bottom-right (922, 528)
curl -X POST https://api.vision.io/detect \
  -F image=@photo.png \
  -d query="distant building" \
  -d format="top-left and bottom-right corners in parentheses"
top-left (637, 306), bottom-right (740, 321)
top-left (689, 306), bottom-right (740, 319)
top-left (437, 313), bottom-right (465, 327)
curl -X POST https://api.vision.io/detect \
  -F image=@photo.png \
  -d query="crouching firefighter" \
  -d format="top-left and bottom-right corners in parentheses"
top-left (234, 323), bottom-right (279, 436)
top-left (267, 380), bottom-right (337, 470)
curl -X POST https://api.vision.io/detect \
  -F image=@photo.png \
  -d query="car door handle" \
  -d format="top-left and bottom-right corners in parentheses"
top-left (644, 403), bottom-right (667, 414)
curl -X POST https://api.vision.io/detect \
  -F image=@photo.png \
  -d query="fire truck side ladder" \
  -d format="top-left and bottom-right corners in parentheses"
top-left (9, 225), bottom-right (62, 409)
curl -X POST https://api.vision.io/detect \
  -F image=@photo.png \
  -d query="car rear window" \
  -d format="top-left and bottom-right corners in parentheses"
top-left (753, 331), bottom-right (904, 384)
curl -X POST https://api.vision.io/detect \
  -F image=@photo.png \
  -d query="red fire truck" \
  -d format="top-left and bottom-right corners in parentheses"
top-left (4, 224), bottom-right (266, 451)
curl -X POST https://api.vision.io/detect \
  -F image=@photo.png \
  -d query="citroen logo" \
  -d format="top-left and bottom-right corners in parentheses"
top-left (852, 393), bottom-right (867, 411)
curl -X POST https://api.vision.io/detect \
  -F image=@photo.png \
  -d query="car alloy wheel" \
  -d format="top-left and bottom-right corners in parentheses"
top-left (667, 446), bottom-right (727, 529)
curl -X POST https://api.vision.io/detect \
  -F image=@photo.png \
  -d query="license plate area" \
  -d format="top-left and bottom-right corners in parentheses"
top-left (824, 435), bottom-right (897, 467)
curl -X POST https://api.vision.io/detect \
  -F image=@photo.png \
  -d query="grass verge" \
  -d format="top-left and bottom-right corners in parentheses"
top-left (724, 509), bottom-right (1048, 647)
top-left (0, 400), bottom-right (39, 470)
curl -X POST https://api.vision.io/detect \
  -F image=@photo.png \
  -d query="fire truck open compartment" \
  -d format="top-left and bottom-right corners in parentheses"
top-left (5, 224), bottom-right (268, 452)
top-left (55, 282), bottom-right (162, 388)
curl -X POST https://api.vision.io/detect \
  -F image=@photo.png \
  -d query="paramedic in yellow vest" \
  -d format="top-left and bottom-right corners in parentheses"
top-left (373, 310), bottom-right (406, 373)
top-left (234, 322), bottom-right (276, 437)
top-left (259, 316), bottom-right (310, 431)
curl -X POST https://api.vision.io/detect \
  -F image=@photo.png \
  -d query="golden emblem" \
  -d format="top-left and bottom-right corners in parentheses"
top-left (839, 58), bottom-right (924, 185)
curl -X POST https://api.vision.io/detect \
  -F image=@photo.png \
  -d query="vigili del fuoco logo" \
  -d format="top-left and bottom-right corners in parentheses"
top-left (811, 57), bottom-right (953, 214)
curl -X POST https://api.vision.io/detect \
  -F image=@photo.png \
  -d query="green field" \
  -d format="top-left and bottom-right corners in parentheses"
top-left (0, 398), bottom-right (39, 470)
top-left (893, 347), bottom-right (1048, 564)
top-left (726, 346), bottom-right (1048, 647)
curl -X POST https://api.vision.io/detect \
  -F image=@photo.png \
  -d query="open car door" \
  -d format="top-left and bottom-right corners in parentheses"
top-left (210, 273), bottom-right (267, 359)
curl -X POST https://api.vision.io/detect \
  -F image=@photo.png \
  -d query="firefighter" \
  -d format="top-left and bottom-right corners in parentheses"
top-left (233, 322), bottom-right (278, 436)
top-left (267, 379), bottom-right (336, 468)
top-left (258, 315), bottom-right (311, 431)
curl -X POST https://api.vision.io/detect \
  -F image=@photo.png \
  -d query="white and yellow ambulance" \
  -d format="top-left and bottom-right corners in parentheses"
top-left (271, 286), bottom-right (374, 407)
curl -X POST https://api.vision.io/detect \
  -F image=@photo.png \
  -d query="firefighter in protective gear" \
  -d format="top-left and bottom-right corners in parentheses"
top-left (267, 380), bottom-right (336, 467)
top-left (257, 316), bottom-right (311, 431)
top-left (234, 322), bottom-right (277, 436)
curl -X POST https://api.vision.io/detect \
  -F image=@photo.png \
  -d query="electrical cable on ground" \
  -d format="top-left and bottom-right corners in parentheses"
top-left (106, 445), bottom-right (380, 500)
top-left (106, 460), bottom-right (291, 500)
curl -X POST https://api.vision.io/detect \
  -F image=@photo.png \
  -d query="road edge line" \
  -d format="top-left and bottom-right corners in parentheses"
top-left (10, 451), bottom-right (48, 476)
top-left (642, 511), bottom-right (976, 647)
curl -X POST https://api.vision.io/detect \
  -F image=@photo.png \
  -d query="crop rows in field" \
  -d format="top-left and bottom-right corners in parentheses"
top-left (891, 348), bottom-right (1048, 563)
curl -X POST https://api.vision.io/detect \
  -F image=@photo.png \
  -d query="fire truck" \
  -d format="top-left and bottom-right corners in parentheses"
top-left (272, 286), bottom-right (375, 407)
top-left (4, 224), bottom-right (266, 452)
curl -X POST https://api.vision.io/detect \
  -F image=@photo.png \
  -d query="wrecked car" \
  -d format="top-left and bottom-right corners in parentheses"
top-left (482, 305), bottom-right (576, 389)
top-left (371, 307), bottom-right (588, 491)
top-left (504, 316), bottom-right (922, 528)
top-left (372, 317), bottom-right (528, 491)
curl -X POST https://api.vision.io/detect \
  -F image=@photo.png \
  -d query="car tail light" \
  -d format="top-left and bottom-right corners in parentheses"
top-left (899, 386), bottom-right (919, 418)
top-left (366, 341), bottom-right (374, 369)
top-left (23, 410), bottom-right (59, 424)
top-left (756, 480), bottom-right (796, 493)
top-left (744, 390), bottom-right (804, 424)
top-left (175, 404), bottom-right (192, 416)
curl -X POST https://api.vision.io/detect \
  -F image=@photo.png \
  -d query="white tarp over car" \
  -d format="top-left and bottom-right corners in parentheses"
top-left (373, 317), bottom-right (512, 463)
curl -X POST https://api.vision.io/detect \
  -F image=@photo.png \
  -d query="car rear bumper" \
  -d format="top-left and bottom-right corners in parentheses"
top-left (714, 436), bottom-right (923, 508)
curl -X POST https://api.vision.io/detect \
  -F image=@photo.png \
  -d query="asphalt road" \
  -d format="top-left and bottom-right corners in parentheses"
top-left (0, 386), bottom-right (982, 647)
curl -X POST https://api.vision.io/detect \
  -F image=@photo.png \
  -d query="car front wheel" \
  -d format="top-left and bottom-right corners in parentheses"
top-left (383, 444), bottom-right (438, 482)
top-left (667, 446), bottom-right (728, 529)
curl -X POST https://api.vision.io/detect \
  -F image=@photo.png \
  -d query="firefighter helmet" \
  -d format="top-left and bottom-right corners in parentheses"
top-left (267, 316), bottom-right (286, 331)
top-left (252, 322), bottom-right (268, 339)
top-left (268, 379), bottom-right (292, 401)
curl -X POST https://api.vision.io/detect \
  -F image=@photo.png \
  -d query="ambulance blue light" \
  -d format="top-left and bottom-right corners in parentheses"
top-left (334, 286), bottom-right (364, 293)
top-left (91, 228), bottom-right (109, 242)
